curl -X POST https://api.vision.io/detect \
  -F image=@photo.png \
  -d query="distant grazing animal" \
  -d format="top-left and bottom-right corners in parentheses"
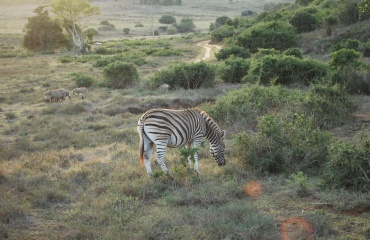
top-left (159, 84), bottom-right (170, 92)
top-left (137, 108), bottom-right (226, 176)
top-left (72, 87), bottom-right (87, 96)
top-left (44, 88), bottom-right (70, 102)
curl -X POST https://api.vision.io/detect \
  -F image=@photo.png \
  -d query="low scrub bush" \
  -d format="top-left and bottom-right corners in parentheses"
top-left (283, 47), bottom-right (303, 58)
top-left (236, 21), bottom-right (299, 53)
top-left (246, 54), bottom-right (328, 85)
top-left (329, 49), bottom-right (370, 94)
top-left (234, 113), bottom-right (331, 175)
top-left (218, 56), bottom-right (251, 83)
top-left (150, 61), bottom-right (216, 89)
top-left (289, 9), bottom-right (319, 33)
top-left (208, 84), bottom-right (353, 130)
top-left (323, 134), bottom-right (370, 191)
top-left (71, 73), bottom-right (95, 87)
top-left (103, 62), bottom-right (139, 89)
top-left (211, 25), bottom-right (235, 42)
top-left (215, 45), bottom-right (251, 60)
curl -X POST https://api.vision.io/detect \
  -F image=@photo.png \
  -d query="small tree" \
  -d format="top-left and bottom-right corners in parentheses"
top-left (323, 15), bottom-right (338, 37)
top-left (218, 56), bottom-right (251, 83)
top-left (176, 17), bottom-right (196, 33)
top-left (103, 62), bottom-right (139, 89)
top-left (51, 0), bottom-right (100, 54)
top-left (23, 6), bottom-right (67, 51)
top-left (159, 15), bottom-right (176, 25)
top-left (123, 28), bottom-right (130, 35)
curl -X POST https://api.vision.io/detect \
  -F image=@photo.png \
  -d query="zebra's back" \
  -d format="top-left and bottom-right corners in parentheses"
top-left (139, 108), bottom-right (205, 147)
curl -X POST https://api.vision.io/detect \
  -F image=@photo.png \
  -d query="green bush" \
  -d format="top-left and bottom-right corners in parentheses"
top-left (289, 10), bottom-right (319, 33)
top-left (150, 61), bottom-right (216, 89)
top-left (246, 54), bottom-right (328, 85)
top-left (215, 45), bottom-right (251, 60)
top-left (103, 62), bottom-right (139, 89)
top-left (283, 47), bottom-right (303, 58)
top-left (175, 17), bottom-right (196, 33)
top-left (236, 21), bottom-right (299, 53)
top-left (338, 1), bottom-right (360, 25)
top-left (323, 135), bottom-right (370, 191)
top-left (234, 113), bottom-right (331, 174)
top-left (71, 73), bottom-right (95, 87)
top-left (331, 39), bottom-right (361, 52)
top-left (218, 56), bottom-right (250, 83)
top-left (159, 15), bottom-right (176, 24)
top-left (211, 25), bottom-right (235, 42)
top-left (329, 49), bottom-right (361, 68)
top-left (23, 7), bottom-right (67, 51)
top-left (208, 84), bottom-right (353, 130)
top-left (302, 84), bottom-right (354, 128)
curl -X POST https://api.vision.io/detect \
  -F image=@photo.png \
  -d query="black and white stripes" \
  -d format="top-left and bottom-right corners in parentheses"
top-left (137, 108), bottom-right (226, 176)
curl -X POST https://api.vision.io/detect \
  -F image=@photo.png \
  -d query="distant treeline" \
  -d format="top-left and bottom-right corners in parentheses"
top-left (139, 0), bottom-right (181, 6)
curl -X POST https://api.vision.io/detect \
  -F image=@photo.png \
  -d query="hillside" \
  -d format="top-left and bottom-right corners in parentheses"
top-left (1, 0), bottom-right (370, 239)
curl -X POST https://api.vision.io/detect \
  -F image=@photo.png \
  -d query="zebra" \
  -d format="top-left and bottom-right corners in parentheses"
top-left (137, 108), bottom-right (226, 176)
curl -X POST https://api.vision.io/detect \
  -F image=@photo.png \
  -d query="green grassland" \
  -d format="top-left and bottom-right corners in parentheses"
top-left (1, 0), bottom-right (370, 239)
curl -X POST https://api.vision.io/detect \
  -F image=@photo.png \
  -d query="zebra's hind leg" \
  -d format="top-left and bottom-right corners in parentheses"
top-left (155, 145), bottom-right (172, 177)
top-left (143, 138), bottom-right (154, 176)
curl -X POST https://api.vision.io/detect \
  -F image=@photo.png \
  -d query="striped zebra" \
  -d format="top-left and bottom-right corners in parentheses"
top-left (137, 108), bottom-right (226, 176)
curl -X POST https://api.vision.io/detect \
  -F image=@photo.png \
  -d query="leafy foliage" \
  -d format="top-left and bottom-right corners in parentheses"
top-left (218, 56), bottom-right (251, 83)
top-left (236, 21), bottom-right (299, 53)
top-left (289, 9), bottom-right (319, 33)
top-left (159, 15), bottom-right (176, 24)
top-left (215, 45), bottom-right (251, 60)
top-left (70, 73), bottom-right (95, 87)
top-left (23, 7), bottom-right (67, 51)
top-left (150, 62), bottom-right (216, 89)
top-left (103, 62), bottom-right (139, 89)
top-left (210, 25), bottom-right (235, 42)
top-left (246, 54), bottom-right (328, 85)
top-left (175, 18), bottom-right (196, 33)
top-left (234, 113), bottom-right (331, 174)
top-left (323, 135), bottom-right (370, 191)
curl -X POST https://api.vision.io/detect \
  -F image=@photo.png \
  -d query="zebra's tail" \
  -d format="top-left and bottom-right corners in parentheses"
top-left (138, 120), bottom-right (145, 167)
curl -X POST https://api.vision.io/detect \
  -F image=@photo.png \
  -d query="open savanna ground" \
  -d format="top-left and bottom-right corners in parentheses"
top-left (1, 0), bottom-right (370, 239)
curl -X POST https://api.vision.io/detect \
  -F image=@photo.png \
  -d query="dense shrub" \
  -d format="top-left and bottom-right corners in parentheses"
top-left (211, 25), bottom-right (235, 42)
top-left (23, 7), bottom-right (67, 51)
top-left (218, 56), bottom-right (251, 83)
top-left (338, 1), bottom-right (360, 25)
top-left (175, 18), bottom-right (196, 33)
top-left (246, 54), bottom-right (328, 85)
top-left (283, 47), bottom-right (303, 58)
top-left (103, 62), bottom-right (139, 89)
top-left (234, 113), bottom-right (331, 174)
top-left (328, 49), bottom-right (369, 94)
top-left (215, 45), bottom-right (251, 60)
top-left (323, 135), bottom-right (370, 191)
top-left (159, 15), bottom-right (176, 25)
top-left (236, 21), bottom-right (299, 53)
top-left (215, 16), bottom-right (232, 28)
top-left (123, 28), bottom-right (130, 35)
top-left (71, 73), bottom-right (95, 87)
top-left (150, 61), bottom-right (216, 89)
top-left (289, 10), bottom-right (319, 33)
top-left (208, 84), bottom-right (353, 130)
top-left (331, 39), bottom-right (361, 52)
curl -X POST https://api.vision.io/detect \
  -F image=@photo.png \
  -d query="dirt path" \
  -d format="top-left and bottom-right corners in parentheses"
top-left (194, 40), bottom-right (222, 62)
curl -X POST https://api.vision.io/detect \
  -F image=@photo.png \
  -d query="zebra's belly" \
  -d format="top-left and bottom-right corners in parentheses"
top-left (167, 134), bottom-right (188, 148)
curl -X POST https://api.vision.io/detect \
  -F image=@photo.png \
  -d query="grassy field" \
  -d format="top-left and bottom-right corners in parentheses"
top-left (1, 0), bottom-right (370, 239)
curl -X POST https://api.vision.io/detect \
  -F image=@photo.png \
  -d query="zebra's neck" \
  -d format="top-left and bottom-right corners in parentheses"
top-left (201, 111), bottom-right (220, 144)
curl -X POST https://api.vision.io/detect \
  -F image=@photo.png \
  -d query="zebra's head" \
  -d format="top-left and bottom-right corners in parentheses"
top-left (210, 130), bottom-right (226, 166)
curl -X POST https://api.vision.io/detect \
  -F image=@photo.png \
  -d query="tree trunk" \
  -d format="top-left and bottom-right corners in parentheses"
top-left (70, 22), bottom-right (89, 55)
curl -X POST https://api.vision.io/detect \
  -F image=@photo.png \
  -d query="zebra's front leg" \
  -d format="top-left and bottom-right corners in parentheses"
top-left (193, 153), bottom-right (201, 175)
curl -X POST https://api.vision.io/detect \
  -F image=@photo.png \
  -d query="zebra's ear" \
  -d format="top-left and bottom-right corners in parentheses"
top-left (220, 130), bottom-right (226, 139)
